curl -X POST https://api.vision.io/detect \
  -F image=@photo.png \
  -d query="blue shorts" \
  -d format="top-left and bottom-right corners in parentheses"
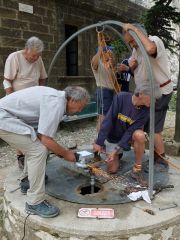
top-left (144, 92), bottom-right (172, 133)
top-left (96, 87), bottom-right (114, 115)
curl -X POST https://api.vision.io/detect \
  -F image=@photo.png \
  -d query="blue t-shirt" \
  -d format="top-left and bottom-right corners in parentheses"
top-left (96, 92), bottom-right (149, 149)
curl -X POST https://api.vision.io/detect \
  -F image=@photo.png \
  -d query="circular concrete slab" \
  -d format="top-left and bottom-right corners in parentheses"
top-left (45, 150), bottom-right (169, 204)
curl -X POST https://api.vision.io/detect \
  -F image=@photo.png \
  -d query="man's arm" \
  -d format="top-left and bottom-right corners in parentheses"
top-left (39, 134), bottom-right (75, 161)
top-left (3, 54), bottom-right (18, 95)
top-left (123, 23), bottom-right (157, 56)
top-left (3, 79), bottom-right (13, 95)
top-left (91, 51), bottom-right (101, 71)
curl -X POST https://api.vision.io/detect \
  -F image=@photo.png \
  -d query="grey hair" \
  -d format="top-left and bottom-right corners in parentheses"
top-left (134, 81), bottom-right (162, 99)
top-left (64, 86), bottom-right (90, 102)
top-left (132, 23), bottom-right (148, 36)
top-left (25, 36), bottom-right (44, 52)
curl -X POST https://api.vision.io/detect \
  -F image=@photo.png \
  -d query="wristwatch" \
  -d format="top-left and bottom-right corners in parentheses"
top-left (114, 146), bottom-right (123, 154)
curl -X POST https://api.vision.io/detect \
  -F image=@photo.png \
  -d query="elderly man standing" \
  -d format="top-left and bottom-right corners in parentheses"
top-left (122, 23), bottom-right (173, 165)
top-left (3, 36), bottom-right (47, 168)
top-left (0, 86), bottom-right (89, 218)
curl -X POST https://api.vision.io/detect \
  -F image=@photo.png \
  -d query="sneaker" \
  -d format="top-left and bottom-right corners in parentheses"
top-left (17, 154), bottom-right (25, 170)
top-left (20, 176), bottom-right (29, 194)
top-left (25, 200), bottom-right (60, 218)
top-left (131, 170), bottom-right (148, 187)
top-left (20, 174), bottom-right (48, 194)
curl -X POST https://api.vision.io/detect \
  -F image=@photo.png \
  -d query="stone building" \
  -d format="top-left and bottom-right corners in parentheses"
top-left (0, 0), bottom-right (145, 97)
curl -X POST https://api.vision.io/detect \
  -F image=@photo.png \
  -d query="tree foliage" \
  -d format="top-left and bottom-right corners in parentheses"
top-left (110, 39), bottom-right (129, 62)
top-left (141, 0), bottom-right (180, 53)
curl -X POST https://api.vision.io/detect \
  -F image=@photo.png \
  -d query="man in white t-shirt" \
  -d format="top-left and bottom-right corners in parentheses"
top-left (122, 23), bottom-right (173, 166)
top-left (91, 47), bottom-right (116, 131)
top-left (3, 36), bottom-right (47, 168)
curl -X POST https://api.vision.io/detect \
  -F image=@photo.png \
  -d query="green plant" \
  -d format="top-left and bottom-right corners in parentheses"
top-left (110, 39), bottom-right (129, 62)
top-left (169, 91), bottom-right (177, 112)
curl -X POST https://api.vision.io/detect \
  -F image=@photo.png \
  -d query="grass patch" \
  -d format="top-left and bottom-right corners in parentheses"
top-left (169, 91), bottom-right (177, 112)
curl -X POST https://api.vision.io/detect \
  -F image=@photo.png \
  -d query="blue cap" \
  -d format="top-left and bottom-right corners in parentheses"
top-left (96, 46), bottom-right (114, 52)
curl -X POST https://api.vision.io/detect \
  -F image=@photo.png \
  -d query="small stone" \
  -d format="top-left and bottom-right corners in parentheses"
top-left (8, 214), bottom-right (16, 225)
top-left (1, 236), bottom-right (8, 240)
top-left (35, 230), bottom-right (58, 240)
top-left (4, 217), bottom-right (12, 233)
top-left (70, 237), bottom-right (82, 240)
top-left (128, 234), bottom-right (152, 240)
top-left (161, 226), bottom-right (173, 240)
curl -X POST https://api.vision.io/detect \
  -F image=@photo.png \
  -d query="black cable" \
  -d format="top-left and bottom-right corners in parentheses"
top-left (21, 213), bottom-right (31, 240)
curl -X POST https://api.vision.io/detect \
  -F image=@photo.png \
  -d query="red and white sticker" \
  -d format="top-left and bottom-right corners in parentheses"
top-left (78, 208), bottom-right (114, 219)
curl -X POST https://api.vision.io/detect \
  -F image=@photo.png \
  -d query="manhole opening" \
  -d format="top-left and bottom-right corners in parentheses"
top-left (80, 185), bottom-right (101, 195)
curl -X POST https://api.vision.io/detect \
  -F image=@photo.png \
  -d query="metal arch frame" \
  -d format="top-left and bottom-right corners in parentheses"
top-left (48, 20), bottom-right (155, 199)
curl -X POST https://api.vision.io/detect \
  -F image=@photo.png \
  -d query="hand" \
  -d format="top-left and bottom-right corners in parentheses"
top-left (117, 63), bottom-right (129, 73)
top-left (64, 150), bottom-right (76, 162)
top-left (123, 23), bottom-right (136, 32)
top-left (106, 151), bottom-right (118, 162)
top-left (93, 143), bottom-right (104, 154)
top-left (128, 58), bottom-right (138, 70)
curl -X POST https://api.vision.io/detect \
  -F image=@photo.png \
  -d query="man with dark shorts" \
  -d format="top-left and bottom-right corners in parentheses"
top-left (122, 23), bottom-right (173, 165)
top-left (91, 47), bottom-right (116, 131)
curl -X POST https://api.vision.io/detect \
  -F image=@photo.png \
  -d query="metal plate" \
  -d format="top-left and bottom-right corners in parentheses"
top-left (46, 150), bottom-right (169, 204)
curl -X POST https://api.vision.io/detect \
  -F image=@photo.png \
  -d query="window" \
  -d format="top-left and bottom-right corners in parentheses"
top-left (65, 24), bottom-right (78, 76)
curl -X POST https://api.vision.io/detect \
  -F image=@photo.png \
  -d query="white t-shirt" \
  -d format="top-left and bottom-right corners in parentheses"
top-left (91, 59), bottom-right (115, 90)
top-left (0, 86), bottom-right (66, 141)
top-left (132, 36), bottom-right (173, 95)
top-left (4, 50), bottom-right (47, 91)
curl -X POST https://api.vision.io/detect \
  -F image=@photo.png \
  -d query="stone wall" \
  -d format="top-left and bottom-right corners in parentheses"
top-left (3, 196), bottom-right (180, 240)
top-left (0, 0), bottom-right (145, 97)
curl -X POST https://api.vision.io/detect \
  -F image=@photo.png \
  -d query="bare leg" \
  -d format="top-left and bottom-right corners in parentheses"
top-left (107, 154), bottom-right (120, 173)
top-left (132, 130), bottom-right (145, 165)
top-left (132, 130), bottom-right (147, 187)
top-left (154, 133), bottom-right (164, 154)
top-left (96, 114), bottom-right (105, 133)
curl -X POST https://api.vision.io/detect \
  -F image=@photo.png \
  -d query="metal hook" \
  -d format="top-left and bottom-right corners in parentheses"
top-left (96, 25), bottom-right (104, 33)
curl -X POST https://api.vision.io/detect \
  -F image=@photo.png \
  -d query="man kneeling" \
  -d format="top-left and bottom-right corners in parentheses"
top-left (93, 82), bottom-right (161, 186)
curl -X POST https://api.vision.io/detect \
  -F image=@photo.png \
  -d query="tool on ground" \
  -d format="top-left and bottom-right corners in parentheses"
top-left (134, 206), bottom-right (155, 215)
top-left (124, 184), bottom-right (174, 195)
top-left (159, 203), bottom-right (177, 211)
